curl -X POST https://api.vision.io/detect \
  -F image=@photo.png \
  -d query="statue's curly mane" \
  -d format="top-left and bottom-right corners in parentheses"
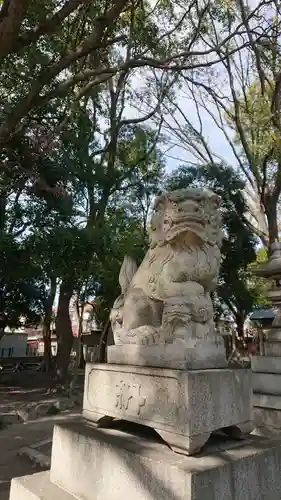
top-left (146, 239), bottom-right (220, 288)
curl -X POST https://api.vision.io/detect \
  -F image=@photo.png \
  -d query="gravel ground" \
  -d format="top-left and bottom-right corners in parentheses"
top-left (0, 414), bottom-right (80, 500)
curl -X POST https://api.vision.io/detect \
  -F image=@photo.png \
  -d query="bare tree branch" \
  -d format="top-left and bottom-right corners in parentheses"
top-left (14, 0), bottom-right (91, 51)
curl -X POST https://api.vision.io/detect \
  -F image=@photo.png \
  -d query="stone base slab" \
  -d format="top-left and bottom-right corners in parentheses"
top-left (253, 373), bottom-right (281, 396)
top-left (255, 405), bottom-right (281, 431)
top-left (266, 329), bottom-right (281, 341)
top-left (252, 359), bottom-right (281, 432)
top-left (252, 356), bottom-right (281, 374)
top-left (11, 421), bottom-right (281, 500)
top-left (254, 407), bottom-right (281, 435)
top-left (264, 343), bottom-right (281, 357)
top-left (253, 393), bottom-right (281, 411)
top-left (107, 338), bottom-right (227, 370)
top-left (9, 472), bottom-right (75, 500)
top-left (83, 363), bottom-right (252, 455)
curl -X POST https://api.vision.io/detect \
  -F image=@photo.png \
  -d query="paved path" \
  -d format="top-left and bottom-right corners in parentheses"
top-left (0, 414), bottom-right (80, 500)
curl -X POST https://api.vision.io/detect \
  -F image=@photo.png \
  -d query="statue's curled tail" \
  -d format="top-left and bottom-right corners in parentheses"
top-left (110, 256), bottom-right (138, 341)
top-left (118, 255), bottom-right (138, 295)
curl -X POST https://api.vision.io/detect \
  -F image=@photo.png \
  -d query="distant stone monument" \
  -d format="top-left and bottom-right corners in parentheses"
top-left (10, 189), bottom-right (281, 500)
top-left (251, 241), bottom-right (281, 433)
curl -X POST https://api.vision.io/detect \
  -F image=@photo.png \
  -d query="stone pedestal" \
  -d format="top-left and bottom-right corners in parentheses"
top-left (107, 336), bottom-right (227, 370)
top-left (9, 361), bottom-right (281, 500)
top-left (10, 420), bottom-right (281, 500)
top-left (252, 353), bottom-right (281, 435)
top-left (83, 363), bottom-right (252, 455)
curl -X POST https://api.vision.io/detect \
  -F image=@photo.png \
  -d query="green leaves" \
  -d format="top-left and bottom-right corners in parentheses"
top-left (0, 234), bottom-right (44, 328)
top-left (4, 0), bottom-right (262, 334)
top-left (229, 80), bottom-right (281, 183)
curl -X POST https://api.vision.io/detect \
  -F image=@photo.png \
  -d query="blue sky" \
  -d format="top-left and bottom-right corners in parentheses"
top-left (123, 71), bottom-right (239, 175)
top-left (162, 101), bottom-right (238, 174)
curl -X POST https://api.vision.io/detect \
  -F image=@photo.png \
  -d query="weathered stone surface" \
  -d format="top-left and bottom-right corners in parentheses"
top-left (266, 330), bottom-right (281, 342)
top-left (53, 399), bottom-right (76, 411)
top-left (17, 409), bottom-right (37, 423)
top-left (252, 356), bottom-right (281, 374)
top-left (251, 242), bottom-right (281, 433)
top-left (253, 373), bottom-right (281, 396)
top-left (253, 395), bottom-right (281, 437)
top-left (253, 393), bottom-right (281, 410)
top-left (35, 403), bottom-right (59, 417)
top-left (17, 446), bottom-right (51, 468)
top-left (47, 421), bottom-right (281, 500)
top-left (15, 402), bottom-right (70, 424)
top-left (0, 412), bottom-right (21, 426)
top-left (254, 407), bottom-right (281, 435)
top-left (83, 363), bottom-right (252, 455)
top-left (107, 340), bottom-right (227, 370)
top-left (9, 421), bottom-right (281, 500)
top-left (264, 343), bottom-right (281, 357)
top-left (9, 472), bottom-right (75, 500)
top-left (109, 188), bottom-right (225, 370)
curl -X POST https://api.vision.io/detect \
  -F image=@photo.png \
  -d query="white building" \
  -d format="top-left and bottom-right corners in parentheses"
top-left (0, 333), bottom-right (27, 358)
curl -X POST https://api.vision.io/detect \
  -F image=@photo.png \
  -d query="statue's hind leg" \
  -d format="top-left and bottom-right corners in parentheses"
top-left (120, 288), bottom-right (163, 344)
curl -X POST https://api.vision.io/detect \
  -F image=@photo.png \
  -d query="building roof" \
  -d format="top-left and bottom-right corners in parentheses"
top-left (250, 309), bottom-right (275, 321)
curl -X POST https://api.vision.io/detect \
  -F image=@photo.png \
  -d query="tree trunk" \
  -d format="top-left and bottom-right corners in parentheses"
top-left (79, 340), bottom-right (85, 368)
top-left (69, 302), bottom-right (85, 397)
top-left (0, 0), bottom-right (29, 62)
top-left (42, 321), bottom-right (52, 369)
top-left (0, 310), bottom-right (6, 344)
top-left (0, 326), bottom-right (5, 344)
top-left (0, 195), bottom-right (7, 232)
top-left (231, 327), bottom-right (236, 352)
top-left (55, 280), bottom-right (74, 386)
top-left (264, 198), bottom-right (278, 249)
top-left (235, 312), bottom-right (245, 339)
top-left (73, 294), bottom-right (85, 368)
top-left (98, 319), bottom-right (110, 363)
top-left (42, 275), bottom-right (56, 372)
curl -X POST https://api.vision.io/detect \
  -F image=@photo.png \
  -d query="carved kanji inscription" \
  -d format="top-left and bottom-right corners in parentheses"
top-left (115, 381), bottom-right (146, 414)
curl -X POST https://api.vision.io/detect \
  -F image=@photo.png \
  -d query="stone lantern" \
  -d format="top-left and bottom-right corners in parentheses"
top-left (251, 240), bottom-right (281, 434)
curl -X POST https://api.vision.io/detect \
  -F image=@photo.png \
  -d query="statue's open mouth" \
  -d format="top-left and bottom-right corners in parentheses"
top-left (166, 217), bottom-right (205, 243)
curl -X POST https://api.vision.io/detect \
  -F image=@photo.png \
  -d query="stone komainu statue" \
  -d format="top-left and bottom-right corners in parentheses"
top-left (110, 187), bottom-right (223, 347)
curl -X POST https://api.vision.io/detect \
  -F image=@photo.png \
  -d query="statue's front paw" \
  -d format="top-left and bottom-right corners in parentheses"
top-left (139, 328), bottom-right (162, 345)
top-left (114, 325), bottom-right (166, 346)
top-left (135, 326), bottom-right (158, 345)
top-left (113, 328), bottom-right (128, 345)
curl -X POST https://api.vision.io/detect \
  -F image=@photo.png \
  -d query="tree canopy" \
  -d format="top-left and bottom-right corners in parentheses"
top-left (0, 0), bottom-right (274, 382)
top-left (162, 0), bottom-right (281, 247)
